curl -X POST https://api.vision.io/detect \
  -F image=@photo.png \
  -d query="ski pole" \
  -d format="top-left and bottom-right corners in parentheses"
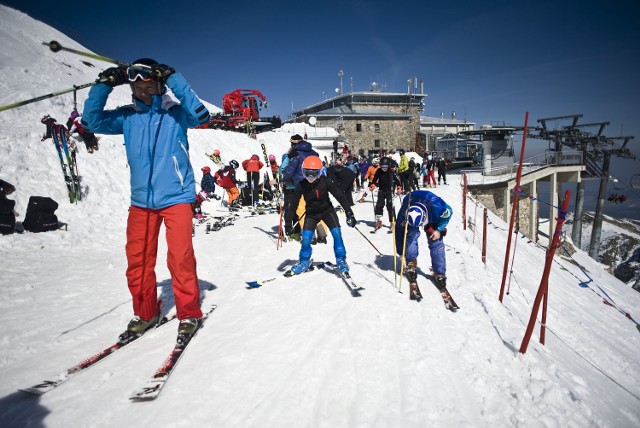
top-left (43, 40), bottom-right (131, 67)
top-left (277, 200), bottom-right (284, 249)
top-left (353, 225), bottom-right (383, 256)
top-left (0, 82), bottom-right (96, 113)
top-left (398, 192), bottom-right (412, 293)
top-left (44, 40), bottom-right (151, 73)
top-left (371, 190), bottom-right (376, 217)
top-left (391, 193), bottom-right (398, 289)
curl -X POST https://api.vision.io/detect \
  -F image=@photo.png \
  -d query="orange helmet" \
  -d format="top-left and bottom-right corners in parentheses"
top-left (302, 155), bottom-right (322, 170)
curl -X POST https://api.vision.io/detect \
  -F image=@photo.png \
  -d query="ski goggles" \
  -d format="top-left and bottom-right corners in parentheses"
top-left (381, 164), bottom-right (389, 170)
top-left (127, 66), bottom-right (154, 82)
top-left (302, 168), bottom-right (322, 179)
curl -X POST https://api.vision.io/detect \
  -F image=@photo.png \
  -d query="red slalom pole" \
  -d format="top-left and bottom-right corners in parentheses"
top-left (482, 208), bottom-right (487, 265)
top-left (520, 190), bottom-right (571, 354)
top-left (462, 174), bottom-right (468, 231)
top-left (499, 112), bottom-right (529, 302)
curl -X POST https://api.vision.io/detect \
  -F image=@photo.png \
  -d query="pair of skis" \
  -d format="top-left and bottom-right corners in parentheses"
top-left (205, 152), bottom-right (222, 164)
top-left (247, 261), bottom-right (363, 297)
top-left (51, 126), bottom-right (80, 203)
top-left (370, 224), bottom-right (393, 234)
top-left (20, 304), bottom-right (216, 401)
top-left (407, 276), bottom-right (459, 311)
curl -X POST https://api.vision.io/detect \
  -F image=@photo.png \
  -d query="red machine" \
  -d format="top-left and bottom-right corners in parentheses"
top-left (199, 89), bottom-right (281, 132)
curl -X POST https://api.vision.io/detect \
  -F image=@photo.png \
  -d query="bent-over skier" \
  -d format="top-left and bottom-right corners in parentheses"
top-left (395, 190), bottom-right (453, 300)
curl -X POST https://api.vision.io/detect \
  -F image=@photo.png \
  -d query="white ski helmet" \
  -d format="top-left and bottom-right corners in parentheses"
top-left (407, 201), bottom-right (428, 227)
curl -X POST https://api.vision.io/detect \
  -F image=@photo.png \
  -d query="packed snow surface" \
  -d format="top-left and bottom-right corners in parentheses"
top-left (1, 5), bottom-right (639, 427)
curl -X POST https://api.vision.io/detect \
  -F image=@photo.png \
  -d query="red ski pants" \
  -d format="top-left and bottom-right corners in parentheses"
top-left (427, 170), bottom-right (437, 186)
top-left (125, 204), bottom-right (202, 321)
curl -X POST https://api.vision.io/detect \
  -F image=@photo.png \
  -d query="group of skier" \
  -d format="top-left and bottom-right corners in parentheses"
top-left (32, 57), bottom-right (455, 349)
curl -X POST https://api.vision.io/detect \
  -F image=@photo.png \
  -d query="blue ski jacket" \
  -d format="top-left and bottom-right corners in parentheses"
top-left (82, 73), bottom-right (209, 209)
top-left (282, 141), bottom-right (319, 187)
top-left (396, 190), bottom-right (452, 231)
top-left (394, 190), bottom-right (453, 273)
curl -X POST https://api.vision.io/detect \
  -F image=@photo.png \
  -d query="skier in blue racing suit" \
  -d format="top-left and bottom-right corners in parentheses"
top-left (395, 190), bottom-right (453, 296)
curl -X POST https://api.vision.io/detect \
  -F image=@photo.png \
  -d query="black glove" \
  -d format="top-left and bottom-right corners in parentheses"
top-left (98, 66), bottom-right (127, 87)
top-left (151, 64), bottom-right (175, 82)
top-left (345, 211), bottom-right (356, 228)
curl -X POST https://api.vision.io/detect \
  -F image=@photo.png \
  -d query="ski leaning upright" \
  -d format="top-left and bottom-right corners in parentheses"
top-left (20, 312), bottom-right (178, 395)
top-left (130, 304), bottom-right (217, 401)
top-left (58, 128), bottom-right (81, 202)
top-left (51, 127), bottom-right (76, 203)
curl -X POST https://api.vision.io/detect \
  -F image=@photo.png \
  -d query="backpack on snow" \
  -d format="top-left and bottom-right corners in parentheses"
top-left (22, 196), bottom-right (59, 233)
top-left (0, 198), bottom-right (16, 235)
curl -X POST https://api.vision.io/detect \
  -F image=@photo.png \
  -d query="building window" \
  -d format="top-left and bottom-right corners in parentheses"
top-left (356, 123), bottom-right (362, 132)
top-left (374, 139), bottom-right (380, 148)
top-left (374, 123), bottom-right (380, 133)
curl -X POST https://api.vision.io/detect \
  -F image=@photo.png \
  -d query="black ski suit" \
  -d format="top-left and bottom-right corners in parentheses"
top-left (370, 167), bottom-right (401, 223)
top-left (326, 164), bottom-right (357, 207)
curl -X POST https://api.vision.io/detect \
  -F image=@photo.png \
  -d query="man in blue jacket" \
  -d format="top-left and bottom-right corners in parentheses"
top-left (280, 134), bottom-right (318, 239)
top-left (395, 190), bottom-right (453, 300)
top-left (82, 58), bottom-right (209, 338)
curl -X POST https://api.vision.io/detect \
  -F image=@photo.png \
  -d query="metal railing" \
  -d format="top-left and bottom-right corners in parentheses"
top-left (461, 151), bottom-right (583, 186)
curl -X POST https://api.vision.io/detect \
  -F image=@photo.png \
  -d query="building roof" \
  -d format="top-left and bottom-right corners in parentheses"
top-left (303, 105), bottom-right (411, 119)
top-left (288, 91), bottom-right (425, 122)
top-left (420, 116), bottom-right (476, 126)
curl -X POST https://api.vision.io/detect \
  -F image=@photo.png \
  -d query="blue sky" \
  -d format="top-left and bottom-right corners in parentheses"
top-left (3, 0), bottom-right (640, 217)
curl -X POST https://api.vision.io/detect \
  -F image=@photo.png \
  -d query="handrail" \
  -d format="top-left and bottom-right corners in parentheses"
top-left (461, 151), bottom-right (583, 186)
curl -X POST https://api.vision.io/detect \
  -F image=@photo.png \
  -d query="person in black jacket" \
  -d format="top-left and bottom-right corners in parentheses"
top-left (369, 156), bottom-right (401, 230)
top-left (436, 156), bottom-right (448, 185)
top-left (286, 156), bottom-right (356, 276)
top-left (326, 160), bottom-right (357, 207)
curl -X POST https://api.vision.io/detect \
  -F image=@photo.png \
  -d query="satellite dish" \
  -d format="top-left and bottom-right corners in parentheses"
top-left (335, 88), bottom-right (340, 94)
top-left (309, 117), bottom-right (317, 126)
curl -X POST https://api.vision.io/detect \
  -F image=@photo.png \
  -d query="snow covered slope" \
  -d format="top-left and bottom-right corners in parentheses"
top-left (1, 5), bottom-right (639, 427)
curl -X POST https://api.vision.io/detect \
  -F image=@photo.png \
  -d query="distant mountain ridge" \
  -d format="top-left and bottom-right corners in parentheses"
top-left (567, 212), bottom-right (640, 292)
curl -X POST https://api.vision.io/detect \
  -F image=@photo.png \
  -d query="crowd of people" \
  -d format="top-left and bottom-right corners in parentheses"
top-left (32, 59), bottom-right (455, 341)
top-left (194, 134), bottom-right (453, 300)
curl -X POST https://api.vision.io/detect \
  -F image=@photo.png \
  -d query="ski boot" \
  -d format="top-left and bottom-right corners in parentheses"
top-left (288, 232), bottom-right (301, 242)
top-left (119, 313), bottom-right (160, 343)
top-left (375, 216), bottom-right (383, 230)
top-left (177, 317), bottom-right (200, 348)
top-left (178, 318), bottom-right (199, 335)
top-left (405, 260), bottom-right (423, 301)
top-left (434, 273), bottom-right (447, 290)
top-left (284, 259), bottom-right (311, 277)
top-left (336, 257), bottom-right (349, 275)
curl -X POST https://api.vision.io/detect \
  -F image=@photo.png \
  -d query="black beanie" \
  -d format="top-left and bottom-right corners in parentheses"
top-left (290, 134), bottom-right (303, 142)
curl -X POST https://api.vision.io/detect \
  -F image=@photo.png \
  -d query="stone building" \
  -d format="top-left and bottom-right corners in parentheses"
top-left (286, 91), bottom-right (426, 158)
